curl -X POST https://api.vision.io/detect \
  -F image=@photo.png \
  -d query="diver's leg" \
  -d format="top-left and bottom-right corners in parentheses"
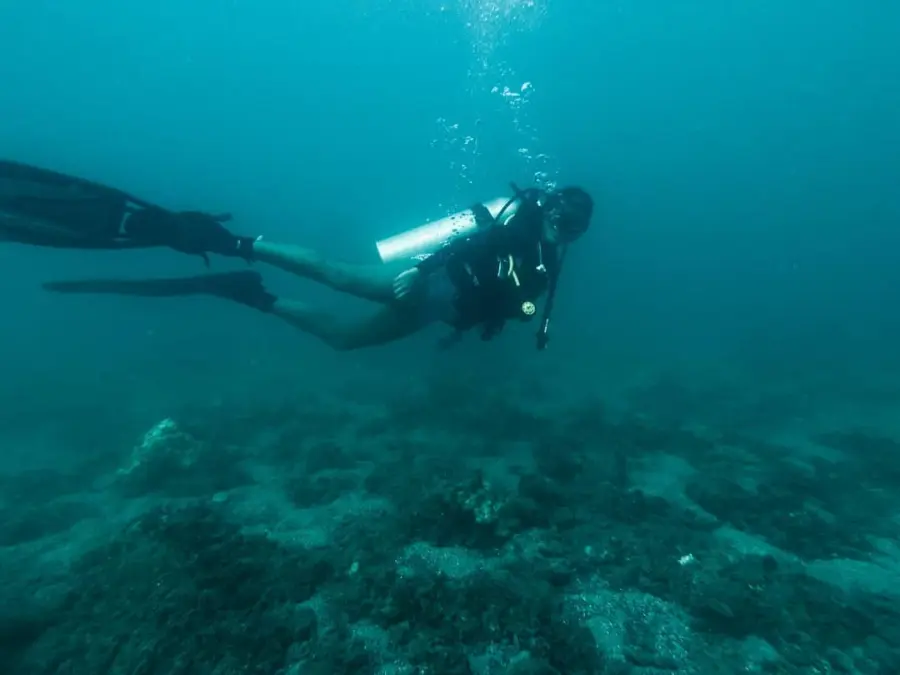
top-left (42, 271), bottom-right (428, 351)
top-left (251, 240), bottom-right (395, 304)
top-left (269, 300), bottom-right (425, 351)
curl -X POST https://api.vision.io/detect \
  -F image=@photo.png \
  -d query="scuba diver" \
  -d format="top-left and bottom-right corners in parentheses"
top-left (18, 159), bottom-right (593, 351)
top-left (0, 159), bottom-right (243, 265)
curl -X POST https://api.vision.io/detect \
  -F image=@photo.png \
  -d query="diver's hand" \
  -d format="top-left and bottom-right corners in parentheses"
top-left (392, 267), bottom-right (422, 301)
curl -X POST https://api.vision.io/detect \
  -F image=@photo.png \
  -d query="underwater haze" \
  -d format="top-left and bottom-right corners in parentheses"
top-left (0, 1), bottom-right (896, 394)
top-left (2, 1), bottom-right (900, 673)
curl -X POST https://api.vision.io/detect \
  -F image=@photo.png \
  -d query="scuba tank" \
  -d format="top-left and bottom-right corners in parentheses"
top-left (375, 195), bottom-right (522, 264)
top-left (376, 183), bottom-right (569, 351)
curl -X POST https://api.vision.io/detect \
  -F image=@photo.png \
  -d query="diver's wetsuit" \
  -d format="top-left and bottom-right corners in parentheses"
top-left (416, 196), bottom-right (557, 341)
top-left (0, 160), bottom-right (240, 262)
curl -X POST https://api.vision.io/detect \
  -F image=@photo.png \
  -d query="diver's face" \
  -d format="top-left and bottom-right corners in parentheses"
top-left (540, 187), bottom-right (593, 245)
top-left (541, 216), bottom-right (562, 245)
top-left (541, 200), bottom-right (590, 246)
top-left (542, 206), bottom-right (586, 245)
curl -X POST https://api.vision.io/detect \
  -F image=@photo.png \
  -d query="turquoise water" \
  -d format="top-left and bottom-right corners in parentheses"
top-left (1, 2), bottom-right (899, 673)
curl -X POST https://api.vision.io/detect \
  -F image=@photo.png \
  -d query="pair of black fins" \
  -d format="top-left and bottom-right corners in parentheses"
top-left (1, 159), bottom-right (244, 297)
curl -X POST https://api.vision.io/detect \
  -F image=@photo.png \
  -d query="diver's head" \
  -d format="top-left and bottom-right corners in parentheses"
top-left (541, 186), bottom-right (593, 245)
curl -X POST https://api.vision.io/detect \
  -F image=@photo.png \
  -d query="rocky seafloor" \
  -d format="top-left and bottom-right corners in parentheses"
top-left (1, 374), bottom-right (899, 674)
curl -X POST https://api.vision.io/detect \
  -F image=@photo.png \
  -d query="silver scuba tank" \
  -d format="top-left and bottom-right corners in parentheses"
top-left (375, 195), bottom-right (521, 264)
